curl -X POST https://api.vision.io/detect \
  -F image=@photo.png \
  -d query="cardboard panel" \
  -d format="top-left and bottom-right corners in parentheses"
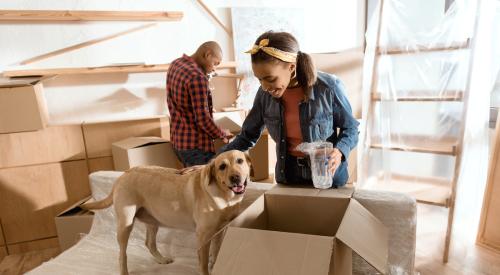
top-left (332, 239), bottom-right (353, 275)
top-left (249, 134), bottom-right (269, 181)
top-left (0, 160), bottom-right (90, 244)
top-left (82, 117), bottom-right (167, 158)
top-left (0, 246), bottom-right (6, 262)
top-left (478, 122), bottom-right (500, 251)
top-left (230, 195), bottom-right (267, 230)
top-left (311, 50), bottom-right (364, 119)
top-left (88, 157), bottom-right (115, 173)
top-left (266, 193), bottom-right (350, 237)
top-left (213, 227), bottom-right (333, 275)
top-left (7, 237), bottom-right (59, 255)
top-left (0, 83), bottom-right (48, 134)
top-left (336, 199), bottom-right (388, 274)
top-left (211, 77), bottom-right (238, 111)
top-left (55, 209), bottom-right (94, 251)
top-left (0, 220), bottom-right (5, 246)
top-left (0, 125), bottom-right (85, 169)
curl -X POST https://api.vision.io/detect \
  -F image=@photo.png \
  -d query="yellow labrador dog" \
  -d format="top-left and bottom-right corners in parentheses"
top-left (82, 150), bottom-right (251, 275)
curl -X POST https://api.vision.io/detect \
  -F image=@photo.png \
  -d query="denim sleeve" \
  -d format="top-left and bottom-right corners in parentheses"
top-left (218, 89), bottom-right (266, 154)
top-left (332, 77), bottom-right (359, 161)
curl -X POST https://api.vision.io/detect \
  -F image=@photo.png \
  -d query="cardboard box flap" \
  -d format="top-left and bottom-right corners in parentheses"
top-left (0, 75), bottom-right (55, 88)
top-left (112, 136), bottom-right (168, 150)
top-left (215, 116), bottom-right (242, 133)
top-left (57, 196), bottom-right (93, 217)
top-left (213, 227), bottom-right (334, 275)
top-left (336, 199), bottom-right (389, 274)
top-left (269, 185), bottom-right (354, 198)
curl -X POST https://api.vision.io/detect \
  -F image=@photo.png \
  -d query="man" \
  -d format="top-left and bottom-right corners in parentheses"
top-left (167, 41), bottom-right (232, 167)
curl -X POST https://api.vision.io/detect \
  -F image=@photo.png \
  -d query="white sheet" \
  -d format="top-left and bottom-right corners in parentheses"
top-left (29, 171), bottom-right (416, 275)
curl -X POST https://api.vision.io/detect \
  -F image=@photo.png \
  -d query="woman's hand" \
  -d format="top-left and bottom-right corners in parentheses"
top-left (327, 148), bottom-right (343, 176)
top-left (176, 165), bottom-right (204, 175)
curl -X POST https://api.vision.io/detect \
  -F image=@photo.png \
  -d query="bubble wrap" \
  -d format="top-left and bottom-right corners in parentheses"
top-left (29, 171), bottom-right (416, 274)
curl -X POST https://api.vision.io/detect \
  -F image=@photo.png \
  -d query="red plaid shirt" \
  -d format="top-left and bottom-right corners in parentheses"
top-left (166, 54), bottom-right (226, 152)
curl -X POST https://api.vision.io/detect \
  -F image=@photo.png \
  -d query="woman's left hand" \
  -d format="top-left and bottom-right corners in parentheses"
top-left (327, 148), bottom-right (343, 176)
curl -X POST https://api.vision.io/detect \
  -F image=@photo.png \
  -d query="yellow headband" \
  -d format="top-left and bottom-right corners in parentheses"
top-left (245, 38), bottom-right (298, 63)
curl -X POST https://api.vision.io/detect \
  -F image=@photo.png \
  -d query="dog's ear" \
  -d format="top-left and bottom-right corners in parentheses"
top-left (245, 152), bottom-right (254, 178)
top-left (200, 160), bottom-right (215, 189)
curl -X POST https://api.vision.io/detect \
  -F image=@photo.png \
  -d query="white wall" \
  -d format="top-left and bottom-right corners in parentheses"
top-left (0, 0), bottom-right (235, 124)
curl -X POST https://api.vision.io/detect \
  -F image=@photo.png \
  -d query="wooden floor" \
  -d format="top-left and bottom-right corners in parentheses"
top-left (0, 204), bottom-right (499, 274)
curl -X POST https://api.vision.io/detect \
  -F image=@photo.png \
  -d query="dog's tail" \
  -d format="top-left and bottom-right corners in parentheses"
top-left (81, 182), bottom-right (116, 210)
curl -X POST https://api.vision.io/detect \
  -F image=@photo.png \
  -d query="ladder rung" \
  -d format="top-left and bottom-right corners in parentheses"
top-left (372, 91), bottom-right (464, 102)
top-left (377, 39), bottom-right (470, 55)
top-left (370, 135), bottom-right (458, 156)
top-left (365, 172), bottom-right (452, 207)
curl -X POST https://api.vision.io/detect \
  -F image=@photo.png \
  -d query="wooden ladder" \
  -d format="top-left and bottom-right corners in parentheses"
top-left (360, 0), bottom-right (481, 263)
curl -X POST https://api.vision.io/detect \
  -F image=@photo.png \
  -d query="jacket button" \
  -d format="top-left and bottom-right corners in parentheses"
top-left (280, 170), bottom-right (284, 173)
top-left (281, 139), bottom-right (285, 142)
top-left (280, 156), bottom-right (284, 159)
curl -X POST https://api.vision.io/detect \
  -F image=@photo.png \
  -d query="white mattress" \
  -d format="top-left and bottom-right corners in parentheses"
top-left (29, 171), bottom-right (416, 275)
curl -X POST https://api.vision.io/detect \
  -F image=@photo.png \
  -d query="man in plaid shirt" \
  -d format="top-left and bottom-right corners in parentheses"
top-left (167, 41), bottom-right (232, 167)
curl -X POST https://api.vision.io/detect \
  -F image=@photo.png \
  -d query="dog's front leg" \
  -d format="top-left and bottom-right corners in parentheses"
top-left (197, 232), bottom-right (212, 275)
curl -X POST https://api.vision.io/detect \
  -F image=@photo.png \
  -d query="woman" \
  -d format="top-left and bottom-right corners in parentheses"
top-left (220, 31), bottom-right (359, 187)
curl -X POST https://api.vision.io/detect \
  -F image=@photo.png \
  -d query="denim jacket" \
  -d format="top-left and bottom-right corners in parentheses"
top-left (219, 72), bottom-right (359, 183)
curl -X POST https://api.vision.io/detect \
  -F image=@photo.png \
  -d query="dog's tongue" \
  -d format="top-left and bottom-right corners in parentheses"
top-left (232, 185), bottom-right (245, 193)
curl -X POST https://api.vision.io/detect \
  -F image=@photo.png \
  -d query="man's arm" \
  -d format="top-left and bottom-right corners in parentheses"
top-left (187, 75), bottom-right (226, 139)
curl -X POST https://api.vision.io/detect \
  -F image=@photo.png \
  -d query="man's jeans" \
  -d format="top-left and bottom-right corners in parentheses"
top-left (174, 148), bottom-right (215, 167)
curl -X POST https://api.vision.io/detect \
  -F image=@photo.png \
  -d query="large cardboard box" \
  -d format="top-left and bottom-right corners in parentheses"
top-left (55, 197), bottom-right (94, 251)
top-left (213, 186), bottom-right (388, 275)
top-left (112, 136), bottom-right (182, 171)
top-left (214, 116), bottom-right (270, 181)
top-left (0, 77), bottom-right (49, 133)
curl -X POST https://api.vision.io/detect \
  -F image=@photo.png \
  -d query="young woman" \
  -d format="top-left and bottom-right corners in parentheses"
top-left (220, 31), bottom-right (359, 187)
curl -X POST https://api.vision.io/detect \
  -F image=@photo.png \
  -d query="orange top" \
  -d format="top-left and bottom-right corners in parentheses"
top-left (281, 86), bottom-right (305, 157)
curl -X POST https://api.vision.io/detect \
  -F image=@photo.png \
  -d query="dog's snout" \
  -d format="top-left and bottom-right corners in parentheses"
top-left (229, 174), bottom-right (241, 184)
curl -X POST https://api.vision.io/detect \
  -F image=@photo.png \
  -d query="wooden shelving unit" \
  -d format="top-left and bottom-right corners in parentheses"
top-left (372, 90), bottom-right (464, 102)
top-left (2, 62), bottom-right (238, 77)
top-left (376, 39), bottom-right (470, 55)
top-left (370, 135), bottom-right (458, 156)
top-left (0, 10), bottom-right (183, 21)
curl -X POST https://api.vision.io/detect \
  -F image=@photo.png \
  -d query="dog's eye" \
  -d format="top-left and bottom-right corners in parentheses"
top-left (219, 163), bottom-right (226, 170)
top-left (236, 158), bottom-right (244, 164)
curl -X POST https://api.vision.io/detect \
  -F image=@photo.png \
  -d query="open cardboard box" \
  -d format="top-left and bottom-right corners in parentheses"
top-left (0, 76), bottom-right (50, 133)
top-left (214, 115), bottom-right (270, 181)
top-left (112, 136), bottom-right (183, 171)
top-left (55, 196), bottom-right (94, 251)
top-left (213, 186), bottom-right (388, 275)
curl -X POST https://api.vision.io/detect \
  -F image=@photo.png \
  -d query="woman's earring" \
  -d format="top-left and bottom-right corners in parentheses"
top-left (291, 69), bottom-right (297, 79)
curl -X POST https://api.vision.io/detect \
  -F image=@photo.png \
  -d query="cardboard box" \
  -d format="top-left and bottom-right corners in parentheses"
top-left (0, 160), bottom-right (90, 244)
top-left (112, 136), bottom-right (182, 171)
top-left (55, 197), bottom-right (94, 251)
top-left (214, 116), bottom-right (270, 181)
top-left (213, 186), bottom-right (388, 275)
top-left (0, 77), bottom-right (49, 133)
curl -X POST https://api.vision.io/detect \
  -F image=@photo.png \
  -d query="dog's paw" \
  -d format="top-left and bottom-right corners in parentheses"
top-left (155, 256), bottom-right (173, 264)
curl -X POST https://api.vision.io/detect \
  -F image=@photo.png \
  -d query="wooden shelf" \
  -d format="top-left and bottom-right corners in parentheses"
top-left (372, 90), bottom-right (464, 102)
top-left (377, 39), bottom-right (470, 55)
top-left (365, 172), bottom-right (451, 207)
top-left (2, 62), bottom-right (238, 77)
top-left (370, 135), bottom-right (458, 156)
top-left (0, 10), bottom-right (183, 21)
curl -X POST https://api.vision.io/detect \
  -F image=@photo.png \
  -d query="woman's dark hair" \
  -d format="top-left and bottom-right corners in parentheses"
top-left (251, 31), bottom-right (317, 90)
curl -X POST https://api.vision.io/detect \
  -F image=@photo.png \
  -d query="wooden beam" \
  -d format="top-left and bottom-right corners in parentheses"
top-left (2, 61), bottom-right (238, 77)
top-left (19, 23), bottom-right (157, 65)
top-left (0, 10), bottom-right (183, 21)
top-left (195, 0), bottom-right (232, 37)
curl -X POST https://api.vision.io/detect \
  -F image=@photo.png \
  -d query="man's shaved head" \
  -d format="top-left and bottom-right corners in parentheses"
top-left (192, 41), bottom-right (223, 74)
top-left (195, 41), bottom-right (222, 57)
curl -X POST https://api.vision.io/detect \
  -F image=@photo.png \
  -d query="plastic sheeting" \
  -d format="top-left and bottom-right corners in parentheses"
top-left (28, 171), bottom-right (274, 275)
top-left (358, 0), bottom-right (499, 265)
top-left (28, 171), bottom-right (417, 275)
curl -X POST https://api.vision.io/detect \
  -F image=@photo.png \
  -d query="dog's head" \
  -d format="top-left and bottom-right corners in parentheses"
top-left (201, 150), bottom-right (253, 197)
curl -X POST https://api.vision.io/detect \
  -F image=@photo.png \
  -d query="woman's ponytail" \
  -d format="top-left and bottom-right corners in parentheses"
top-left (296, 51), bottom-right (317, 90)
